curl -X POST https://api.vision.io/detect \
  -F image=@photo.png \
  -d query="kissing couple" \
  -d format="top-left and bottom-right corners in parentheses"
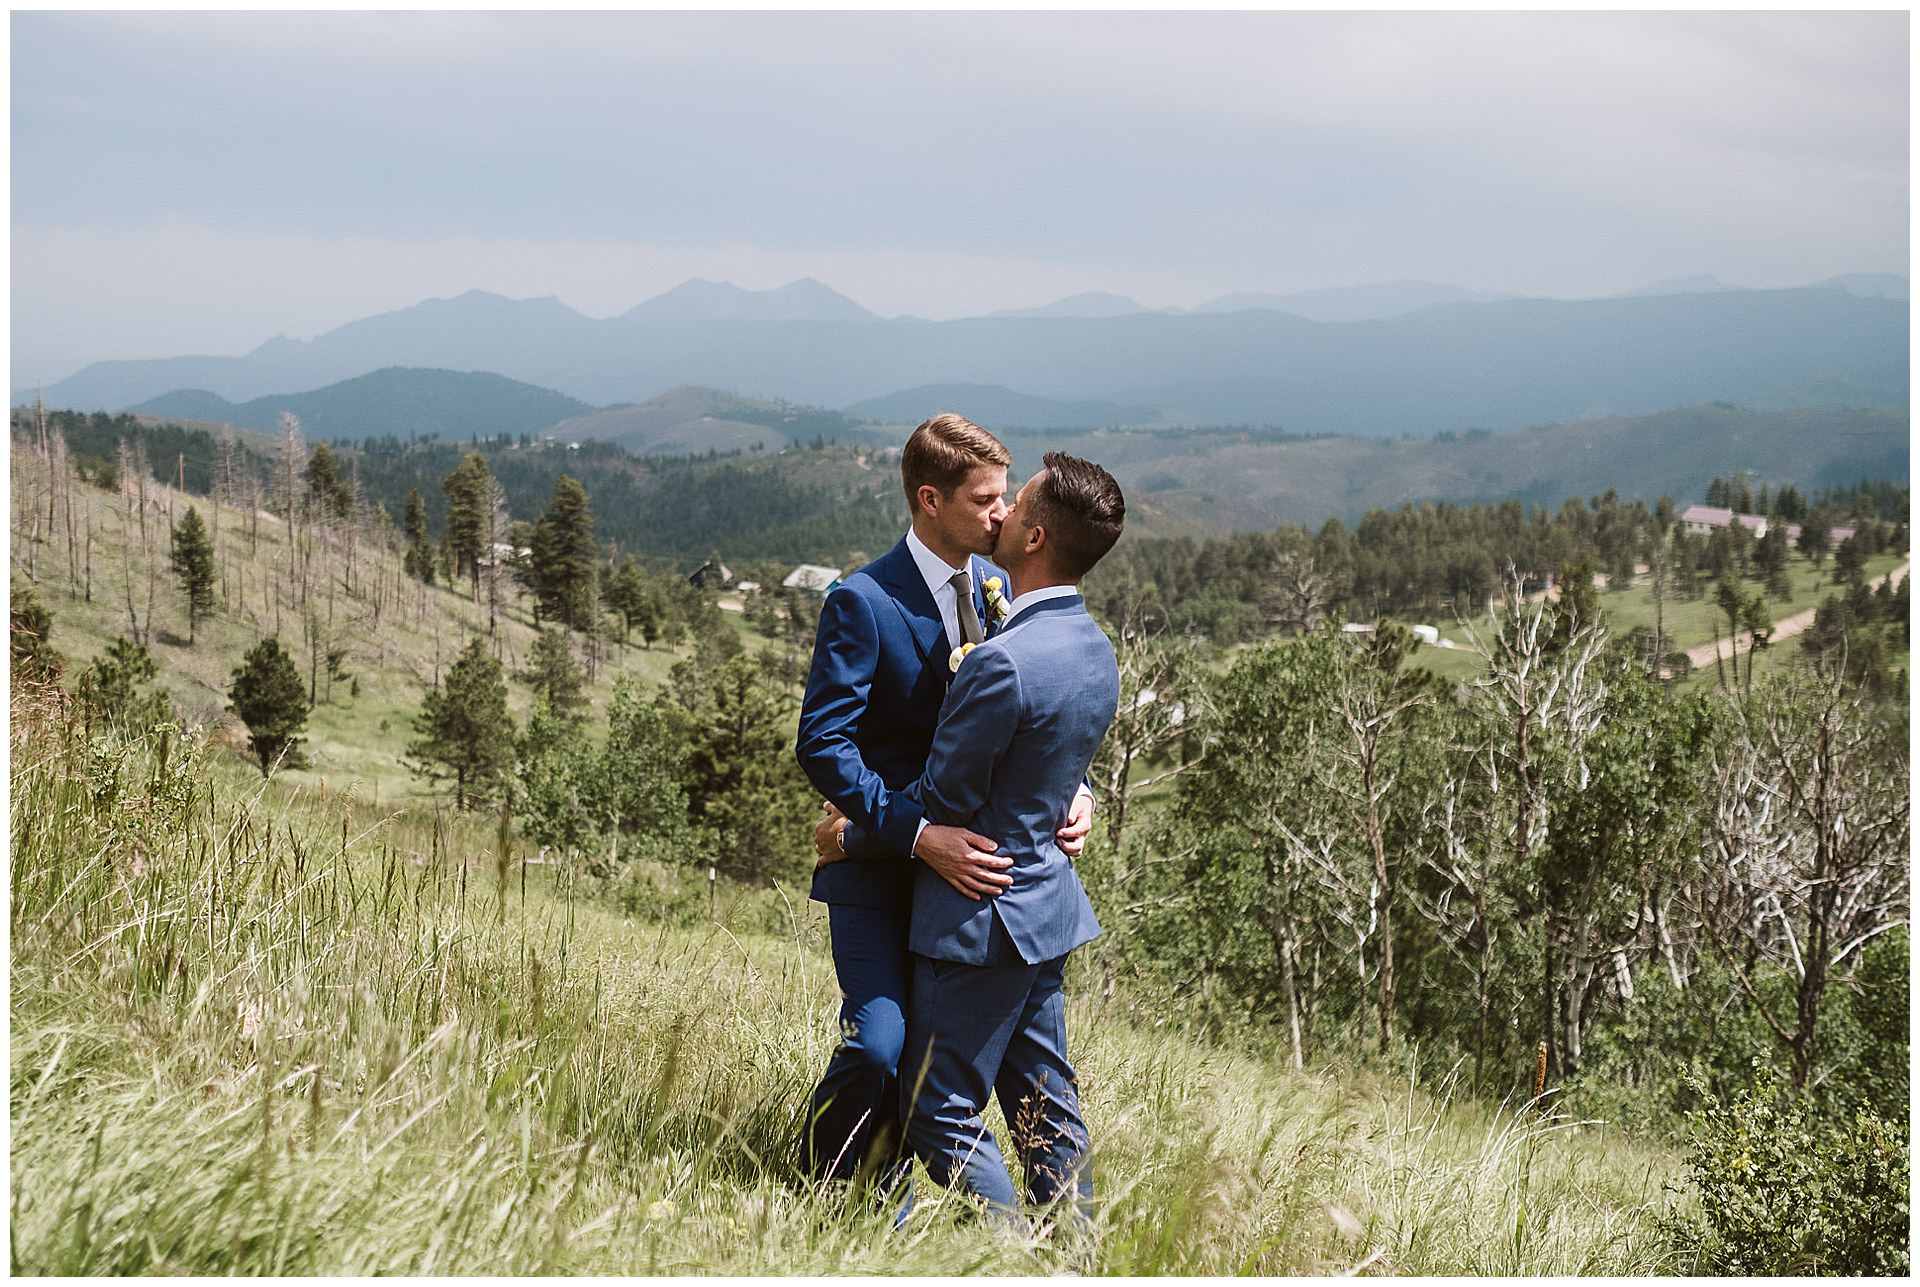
top-left (796, 412), bottom-right (1126, 1229)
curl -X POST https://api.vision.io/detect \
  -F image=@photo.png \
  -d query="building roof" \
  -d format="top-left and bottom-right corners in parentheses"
top-left (783, 564), bottom-right (842, 592)
top-left (1680, 504), bottom-right (1767, 533)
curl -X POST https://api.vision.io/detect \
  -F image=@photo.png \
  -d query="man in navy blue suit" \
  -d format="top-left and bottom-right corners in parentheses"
top-left (820, 452), bottom-right (1126, 1221)
top-left (795, 414), bottom-right (1094, 1188)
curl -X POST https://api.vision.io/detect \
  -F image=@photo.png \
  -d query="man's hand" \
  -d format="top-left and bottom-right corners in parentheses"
top-left (1056, 789), bottom-right (1094, 857)
top-left (915, 823), bottom-right (1013, 900)
top-left (813, 801), bottom-right (848, 867)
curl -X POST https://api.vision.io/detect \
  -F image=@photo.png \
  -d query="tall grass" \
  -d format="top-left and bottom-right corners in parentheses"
top-left (9, 693), bottom-right (1687, 1274)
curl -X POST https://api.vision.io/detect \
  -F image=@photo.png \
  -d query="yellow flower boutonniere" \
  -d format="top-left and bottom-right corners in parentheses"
top-left (982, 576), bottom-right (1010, 625)
top-left (948, 642), bottom-right (978, 674)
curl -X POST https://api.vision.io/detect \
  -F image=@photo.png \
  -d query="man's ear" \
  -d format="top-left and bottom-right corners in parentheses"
top-left (915, 483), bottom-right (942, 518)
top-left (1025, 523), bottom-right (1047, 555)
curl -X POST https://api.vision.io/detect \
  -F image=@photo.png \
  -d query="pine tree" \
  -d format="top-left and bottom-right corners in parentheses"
top-left (1798, 517), bottom-right (1832, 565)
top-left (228, 637), bottom-right (311, 776)
top-left (442, 453), bottom-right (491, 597)
top-left (664, 650), bottom-right (809, 879)
top-left (409, 636), bottom-right (514, 809)
top-left (77, 636), bottom-right (172, 733)
top-left (10, 582), bottom-right (63, 682)
top-left (516, 626), bottom-right (587, 724)
top-left (168, 505), bottom-right (217, 644)
top-left (402, 487), bottom-right (436, 585)
top-left (304, 443), bottom-right (354, 521)
top-left (530, 474), bottom-right (599, 631)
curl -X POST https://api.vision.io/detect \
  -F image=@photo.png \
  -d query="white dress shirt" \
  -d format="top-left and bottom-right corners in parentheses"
top-left (1004, 582), bottom-right (1080, 626)
top-left (905, 526), bottom-right (974, 650)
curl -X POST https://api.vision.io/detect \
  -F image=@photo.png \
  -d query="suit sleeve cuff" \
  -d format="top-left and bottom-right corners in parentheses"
top-left (878, 805), bottom-right (926, 858)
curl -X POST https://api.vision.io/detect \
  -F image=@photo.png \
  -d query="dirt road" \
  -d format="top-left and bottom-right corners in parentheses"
top-left (1686, 560), bottom-right (1909, 672)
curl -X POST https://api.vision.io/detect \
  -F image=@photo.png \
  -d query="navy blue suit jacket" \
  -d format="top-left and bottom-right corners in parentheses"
top-left (797, 536), bottom-right (1005, 910)
top-left (845, 594), bottom-right (1118, 965)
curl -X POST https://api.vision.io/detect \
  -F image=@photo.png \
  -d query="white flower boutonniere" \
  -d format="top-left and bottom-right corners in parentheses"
top-left (982, 576), bottom-right (1010, 626)
top-left (948, 641), bottom-right (979, 673)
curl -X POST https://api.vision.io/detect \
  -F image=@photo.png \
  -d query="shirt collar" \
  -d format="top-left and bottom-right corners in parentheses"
top-left (1006, 583), bottom-right (1079, 624)
top-left (905, 527), bottom-right (970, 600)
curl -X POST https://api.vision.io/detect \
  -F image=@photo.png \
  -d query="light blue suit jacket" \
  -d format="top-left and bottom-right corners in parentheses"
top-left (846, 593), bottom-right (1118, 965)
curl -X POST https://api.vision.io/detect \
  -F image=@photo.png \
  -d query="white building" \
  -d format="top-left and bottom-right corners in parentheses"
top-left (782, 564), bottom-right (842, 594)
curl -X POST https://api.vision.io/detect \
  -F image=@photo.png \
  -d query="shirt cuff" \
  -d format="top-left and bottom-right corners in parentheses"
top-left (1074, 783), bottom-right (1095, 807)
top-left (912, 815), bottom-right (930, 855)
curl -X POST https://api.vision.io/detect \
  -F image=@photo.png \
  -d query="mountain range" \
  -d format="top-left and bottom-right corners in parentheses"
top-left (28, 283), bottom-right (1906, 437)
top-left (131, 368), bottom-right (591, 441)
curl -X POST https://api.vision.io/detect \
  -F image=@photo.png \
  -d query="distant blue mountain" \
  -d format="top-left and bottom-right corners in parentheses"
top-left (987, 293), bottom-right (1158, 320)
top-left (130, 367), bottom-right (592, 441)
top-left (843, 383), bottom-right (1161, 429)
top-left (1191, 281), bottom-right (1509, 321)
top-left (29, 282), bottom-right (1908, 440)
top-left (622, 277), bottom-right (876, 322)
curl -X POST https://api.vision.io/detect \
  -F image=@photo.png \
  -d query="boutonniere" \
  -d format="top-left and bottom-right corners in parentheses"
top-left (948, 642), bottom-right (978, 674)
top-left (982, 576), bottom-right (1010, 625)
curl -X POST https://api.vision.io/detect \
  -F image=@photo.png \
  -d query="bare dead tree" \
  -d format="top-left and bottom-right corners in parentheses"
top-left (1094, 607), bottom-right (1208, 851)
top-left (482, 474), bottom-right (510, 639)
top-left (1463, 583), bottom-right (1608, 1077)
top-left (1413, 743), bottom-right (1503, 1092)
top-left (1322, 627), bottom-right (1433, 1054)
top-left (1260, 551), bottom-right (1332, 636)
top-left (1701, 667), bottom-right (1910, 1088)
top-left (116, 440), bottom-right (142, 643)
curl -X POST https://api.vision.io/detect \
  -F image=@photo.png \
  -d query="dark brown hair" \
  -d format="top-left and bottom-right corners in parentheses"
top-left (900, 413), bottom-right (1010, 507)
top-left (1026, 450), bottom-right (1125, 579)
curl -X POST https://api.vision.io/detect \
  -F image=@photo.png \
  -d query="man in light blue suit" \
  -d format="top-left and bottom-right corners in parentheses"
top-left (795, 415), bottom-right (1094, 1189)
top-left (822, 451), bottom-right (1126, 1219)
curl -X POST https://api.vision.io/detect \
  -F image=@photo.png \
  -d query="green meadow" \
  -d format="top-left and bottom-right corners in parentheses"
top-left (9, 699), bottom-right (1687, 1274)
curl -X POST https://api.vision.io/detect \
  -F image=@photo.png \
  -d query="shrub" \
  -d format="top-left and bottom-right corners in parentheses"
top-left (1664, 1078), bottom-right (1909, 1275)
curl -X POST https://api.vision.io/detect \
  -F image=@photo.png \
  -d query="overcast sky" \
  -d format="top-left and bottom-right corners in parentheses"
top-left (11, 9), bottom-right (1909, 383)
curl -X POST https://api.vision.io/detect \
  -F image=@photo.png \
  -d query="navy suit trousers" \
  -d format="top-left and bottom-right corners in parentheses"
top-left (803, 902), bottom-right (912, 1182)
top-left (901, 918), bottom-right (1093, 1215)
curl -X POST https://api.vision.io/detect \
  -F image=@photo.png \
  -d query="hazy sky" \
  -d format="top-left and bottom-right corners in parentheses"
top-left (11, 9), bottom-right (1909, 382)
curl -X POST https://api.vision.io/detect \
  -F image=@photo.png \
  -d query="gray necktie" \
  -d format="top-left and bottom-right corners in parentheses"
top-left (949, 569), bottom-right (985, 646)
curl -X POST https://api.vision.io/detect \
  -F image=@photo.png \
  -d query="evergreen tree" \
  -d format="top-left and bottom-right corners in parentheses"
top-left (530, 474), bottom-right (599, 631)
top-left (1751, 523), bottom-right (1790, 592)
top-left (1833, 535), bottom-right (1868, 586)
top-left (409, 636), bottom-right (514, 809)
top-left (402, 487), bottom-right (436, 585)
top-left (10, 582), bottom-right (62, 682)
top-left (1797, 517), bottom-right (1832, 565)
top-left (168, 505), bottom-right (217, 643)
top-left (76, 636), bottom-right (173, 732)
top-left (516, 626), bottom-right (587, 724)
top-left (664, 650), bottom-right (810, 880)
top-left (442, 453), bottom-right (492, 597)
top-left (227, 636), bottom-right (311, 776)
top-left (304, 443), bottom-right (354, 521)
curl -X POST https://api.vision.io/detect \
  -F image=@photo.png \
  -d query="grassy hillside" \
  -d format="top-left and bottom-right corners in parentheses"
top-left (1404, 549), bottom-right (1907, 686)
top-left (9, 697), bottom-right (1689, 1274)
top-left (7, 444), bottom-right (724, 808)
top-left (10, 439), bottom-right (1702, 1273)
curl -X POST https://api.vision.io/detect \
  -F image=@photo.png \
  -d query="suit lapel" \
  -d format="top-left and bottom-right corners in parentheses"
top-left (873, 539), bottom-right (949, 672)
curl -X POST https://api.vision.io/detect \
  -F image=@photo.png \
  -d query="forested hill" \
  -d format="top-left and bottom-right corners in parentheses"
top-left (131, 368), bottom-right (592, 442)
top-left (15, 399), bottom-right (1908, 567)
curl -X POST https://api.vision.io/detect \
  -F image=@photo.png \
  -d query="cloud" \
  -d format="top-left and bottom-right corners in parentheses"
top-left (10, 11), bottom-right (1907, 377)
